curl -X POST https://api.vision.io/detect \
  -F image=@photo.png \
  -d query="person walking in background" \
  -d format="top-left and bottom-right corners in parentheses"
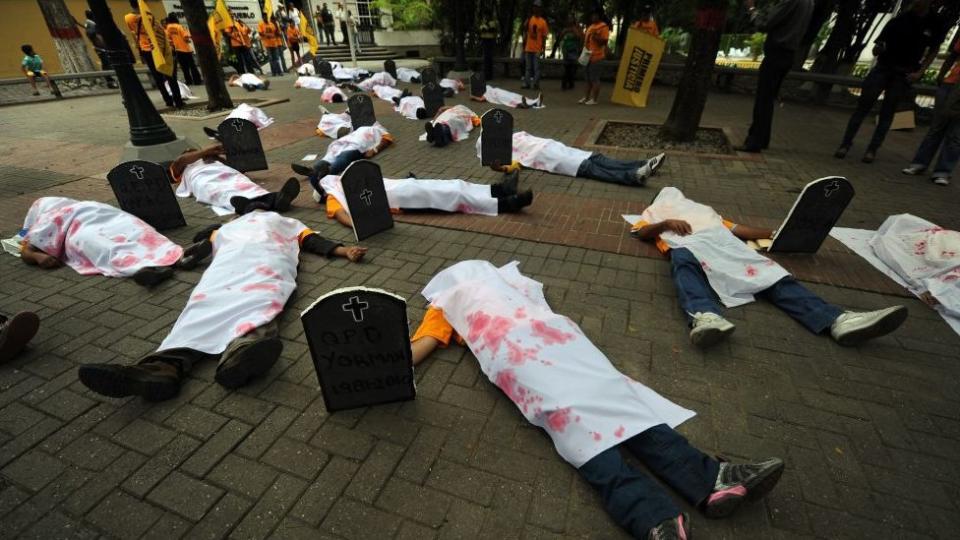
top-left (736, 0), bottom-right (814, 153)
top-left (631, 4), bottom-right (660, 37)
top-left (259, 15), bottom-right (284, 77)
top-left (165, 14), bottom-right (202, 85)
top-left (835, 0), bottom-right (947, 163)
top-left (902, 35), bottom-right (960, 186)
top-left (320, 4), bottom-right (336, 46)
top-left (478, 9), bottom-right (499, 81)
top-left (78, 10), bottom-right (117, 88)
top-left (336, 3), bottom-right (348, 45)
top-left (521, 0), bottom-right (548, 90)
top-left (347, 10), bottom-right (362, 53)
top-left (556, 16), bottom-right (583, 91)
top-left (124, 0), bottom-right (182, 108)
top-left (286, 21), bottom-right (302, 66)
top-left (579, 9), bottom-right (609, 105)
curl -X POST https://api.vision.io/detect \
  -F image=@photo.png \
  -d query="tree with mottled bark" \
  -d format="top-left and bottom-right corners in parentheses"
top-left (180, 0), bottom-right (234, 111)
top-left (660, 0), bottom-right (729, 142)
top-left (36, 0), bottom-right (97, 73)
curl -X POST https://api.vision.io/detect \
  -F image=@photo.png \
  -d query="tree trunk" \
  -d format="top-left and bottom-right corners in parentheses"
top-left (453, 0), bottom-right (467, 70)
top-left (794, 0), bottom-right (836, 70)
top-left (180, 0), bottom-right (233, 111)
top-left (810, 0), bottom-right (860, 103)
top-left (660, 0), bottom-right (728, 142)
top-left (36, 0), bottom-right (97, 73)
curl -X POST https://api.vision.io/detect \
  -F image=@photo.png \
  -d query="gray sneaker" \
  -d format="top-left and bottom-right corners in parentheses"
top-left (704, 458), bottom-right (785, 518)
top-left (647, 513), bottom-right (690, 540)
top-left (830, 306), bottom-right (908, 346)
top-left (901, 164), bottom-right (926, 175)
top-left (689, 312), bottom-right (735, 348)
top-left (932, 175), bottom-right (950, 186)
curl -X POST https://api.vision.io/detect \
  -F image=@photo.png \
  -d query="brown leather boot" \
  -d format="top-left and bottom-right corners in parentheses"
top-left (78, 361), bottom-right (180, 401)
top-left (215, 336), bottom-right (283, 389)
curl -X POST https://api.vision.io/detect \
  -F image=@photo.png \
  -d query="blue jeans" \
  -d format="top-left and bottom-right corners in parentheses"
top-left (578, 424), bottom-right (719, 537)
top-left (910, 84), bottom-right (960, 178)
top-left (308, 149), bottom-right (364, 193)
top-left (575, 153), bottom-right (645, 186)
top-left (523, 51), bottom-right (540, 86)
top-left (670, 248), bottom-right (843, 333)
top-left (267, 47), bottom-right (283, 76)
top-left (840, 64), bottom-right (911, 152)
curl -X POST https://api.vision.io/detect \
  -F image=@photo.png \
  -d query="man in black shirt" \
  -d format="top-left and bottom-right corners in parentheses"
top-left (836, 0), bottom-right (948, 163)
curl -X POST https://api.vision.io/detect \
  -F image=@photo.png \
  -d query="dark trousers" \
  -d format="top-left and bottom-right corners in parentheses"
top-left (267, 47), bottom-right (283, 76)
top-left (481, 38), bottom-right (495, 80)
top-left (309, 149), bottom-right (364, 192)
top-left (138, 320), bottom-right (278, 380)
top-left (744, 45), bottom-right (794, 150)
top-left (324, 23), bottom-right (335, 45)
top-left (578, 424), bottom-right (719, 537)
top-left (94, 49), bottom-right (116, 87)
top-left (576, 153), bottom-right (646, 185)
top-left (233, 46), bottom-right (259, 74)
top-left (911, 84), bottom-right (960, 177)
top-left (840, 64), bottom-right (911, 152)
top-left (175, 51), bottom-right (202, 85)
top-left (340, 21), bottom-right (348, 44)
top-left (562, 59), bottom-right (577, 90)
top-left (139, 50), bottom-right (183, 108)
top-left (670, 248), bottom-right (843, 332)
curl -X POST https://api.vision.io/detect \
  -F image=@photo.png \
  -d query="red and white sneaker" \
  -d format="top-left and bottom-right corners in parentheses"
top-left (703, 458), bottom-right (784, 518)
top-left (647, 512), bottom-right (690, 540)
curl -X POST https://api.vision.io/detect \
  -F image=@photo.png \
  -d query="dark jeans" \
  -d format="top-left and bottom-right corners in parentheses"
top-left (139, 320), bottom-right (278, 380)
top-left (175, 51), bottom-right (202, 85)
top-left (309, 149), bottom-right (364, 192)
top-left (267, 47), bottom-right (283, 76)
top-left (340, 22), bottom-right (349, 44)
top-left (578, 424), bottom-right (719, 537)
top-left (139, 50), bottom-right (183, 108)
top-left (94, 49), bottom-right (116, 86)
top-left (233, 46), bottom-right (259, 74)
top-left (481, 38), bottom-right (495, 80)
top-left (744, 45), bottom-right (794, 150)
top-left (576, 153), bottom-right (645, 186)
top-left (324, 23), bottom-right (336, 45)
top-left (911, 84), bottom-right (960, 178)
top-left (523, 51), bottom-right (541, 86)
top-left (670, 248), bottom-right (843, 333)
top-left (840, 64), bottom-right (911, 152)
top-left (562, 59), bottom-right (577, 90)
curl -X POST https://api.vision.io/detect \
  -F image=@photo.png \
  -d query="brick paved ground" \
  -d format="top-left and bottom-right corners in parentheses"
top-left (0, 72), bottom-right (958, 539)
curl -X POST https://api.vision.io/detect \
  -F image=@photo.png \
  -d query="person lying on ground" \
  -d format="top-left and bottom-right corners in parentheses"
top-left (439, 77), bottom-right (464, 96)
top-left (228, 73), bottom-right (270, 91)
top-left (470, 84), bottom-right (543, 108)
top-left (78, 209), bottom-right (367, 401)
top-left (409, 259), bottom-right (785, 539)
top-left (370, 84), bottom-right (404, 104)
top-left (392, 92), bottom-right (428, 120)
top-left (424, 104), bottom-right (481, 147)
top-left (0, 311), bottom-right (39, 365)
top-left (316, 169), bottom-right (533, 227)
top-left (18, 197), bottom-right (211, 287)
top-left (170, 144), bottom-right (301, 216)
top-left (290, 124), bottom-right (393, 194)
top-left (395, 66), bottom-right (421, 83)
top-left (480, 131), bottom-right (665, 186)
top-left (631, 187), bottom-right (908, 348)
top-left (202, 104), bottom-right (275, 140)
top-left (316, 109), bottom-right (354, 138)
top-left (294, 75), bottom-right (334, 90)
top-left (353, 71), bottom-right (396, 92)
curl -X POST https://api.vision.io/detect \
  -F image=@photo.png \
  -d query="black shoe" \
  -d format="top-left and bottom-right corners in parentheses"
top-left (78, 362), bottom-right (180, 401)
top-left (215, 337), bottom-right (283, 389)
top-left (647, 513), bottom-right (690, 540)
top-left (497, 189), bottom-right (533, 213)
top-left (400, 88), bottom-right (412, 98)
top-left (424, 122), bottom-right (436, 143)
top-left (408, 171), bottom-right (417, 179)
top-left (192, 224), bottom-right (222, 243)
top-left (177, 239), bottom-right (213, 270)
top-left (392, 96), bottom-right (401, 105)
top-left (230, 196), bottom-right (269, 215)
top-left (734, 145), bottom-right (761, 153)
top-left (703, 458), bottom-right (785, 518)
top-left (132, 266), bottom-right (175, 287)
top-left (273, 178), bottom-right (301, 213)
top-left (0, 312), bottom-right (40, 364)
top-left (834, 145), bottom-right (849, 159)
top-left (861, 150), bottom-right (876, 164)
top-left (203, 126), bottom-right (221, 141)
top-left (491, 169), bottom-right (519, 197)
top-left (415, 107), bottom-right (429, 120)
top-left (291, 163), bottom-right (314, 177)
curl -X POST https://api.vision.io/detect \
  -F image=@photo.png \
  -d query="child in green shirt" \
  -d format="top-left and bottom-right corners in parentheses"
top-left (21, 44), bottom-right (55, 96)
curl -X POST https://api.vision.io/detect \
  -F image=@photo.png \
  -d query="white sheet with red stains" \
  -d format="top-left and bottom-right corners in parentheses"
top-left (482, 85), bottom-right (541, 108)
top-left (21, 197), bottom-right (183, 278)
top-left (158, 211), bottom-right (306, 354)
top-left (371, 85), bottom-right (404, 103)
top-left (422, 260), bottom-right (695, 468)
top-left (321, 85), bottom-right (347, 103)
top-left (176, 159), bottom-right (270, 216)
top-left (321, 124), bottom-right (389, 163)
top-left (395, 96), bottom-right (425, 120)
top-left (226, 103), bottom-right (274, 129)
top-left (295, 75), bottom-right (332, 90)
top-left (320, 175), bottom-right (498, 217)
top-left (430, 105), bottom-right (478, 142)
top-left (317, 111), bottom-right (353, 138)
top-left (476, 131), bottom-right (592, 177)
top-left (356, 71), bottom-right (397, 91)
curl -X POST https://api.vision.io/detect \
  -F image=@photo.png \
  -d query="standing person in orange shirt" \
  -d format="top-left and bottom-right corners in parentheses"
top-left (228, 16), bottom-right (258, 74)
top-left (124, 0), bottom-right (182, 108)
top-left (165, 14), bottom-right (201, 85)
top-left (579, 9), bottom-right (610, 105)
top-left (521, 0), bottom-right (549, 90)
top-left (259, 15), bottom-right (284, 77)
top-left (286, 22), bottom-right (302, 66)
top-left (631, 4), bottom-right (660, 38)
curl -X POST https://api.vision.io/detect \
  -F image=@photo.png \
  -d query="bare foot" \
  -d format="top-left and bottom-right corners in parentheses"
top-left (21, 245), bottom-right (62, 269)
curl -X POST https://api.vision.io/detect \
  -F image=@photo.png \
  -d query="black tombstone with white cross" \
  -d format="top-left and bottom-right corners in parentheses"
top-left (302, 286), bottom-right (415, 412)
top-left (347, 93), bottom-right (377, 128)
top-left (421, 82), bottom-right (444, 118)
top-left (384, 59), bottom-right (397, 79)
top-left (469, 72), bottom-right (485, 99)
top-left (316, 59), bottom-right (335, 80)
top-left (420, 66), bottom-right (438, 86)
top-left (480, 108), bottom-right (514, 167)
top-left (770, 176), bottom-right (855, 253)
top-left (217, 117), bottom-right (267, 173)
top-left (340, 159), bottom-right (393, 241)
top-left (107, 161), bottom-right (186, 231)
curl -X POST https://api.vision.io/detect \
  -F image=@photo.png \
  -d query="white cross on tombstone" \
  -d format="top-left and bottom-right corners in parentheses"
top-left (359, 188), bottom-right (373, 206)
top-left (341, 295), bottom-right (370, 322)
top-left (232, 119), bottom-right (244, 132)
top-left (824, 180), bottom-right (840, 198)
top-left (129, 165), bottom-right (145, 180)
top-left (493, 110), bottom-right (504, 123)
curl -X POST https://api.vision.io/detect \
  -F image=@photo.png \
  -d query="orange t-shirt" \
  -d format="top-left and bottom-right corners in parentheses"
top-left (945, 41), bottom-right (960, 84)
top-left (584, 22), bottom-right (610, 62)
top-left (125, 13), bottom-right (153, 51)
top-left (259, 21), bottom-right (282, 48)
top-left (165, 23), bottom-right (192, 53)
top-left (632, 219), bottom-right (737, 254)
top-left (632, 19), bottom-right (660, 38)
top-left (524, 16), bottom-right (548, 53)
top-left (229, 22), bottom-right (252, 47)
top-left (286, 25), bottom-right (301, 44)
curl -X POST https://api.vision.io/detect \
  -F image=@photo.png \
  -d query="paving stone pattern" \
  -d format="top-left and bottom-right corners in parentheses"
top-left (0, 73), bottom-right (958, 539)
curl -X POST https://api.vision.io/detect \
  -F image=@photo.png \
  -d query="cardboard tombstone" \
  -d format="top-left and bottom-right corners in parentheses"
top-left (470, 72), bottom-right (485, 99)
top-left (107, 161), bottom-right (186, 231)
top-left (480, 108), bottom-right (514, 167)
top-left (340, 160), bottom-right (393, 241)
top-left (383, 59), bottom-right (397, 79)
top-left (316, 59), bottom-right (335, 80)
top-left (421, 82), bottom-right (445, 118)
top-left (347, 93), bottom-right (377, 128)
top-left (302, 286), bottom-right (415, 412)
top-left (218, 117), bottom-right (267, 173)
top-left (302, 51), bottom-right (315, 65)
top-left (420, 66), bottom-right (438, 86)
top-left (769, 177), bottom-right (855, 253)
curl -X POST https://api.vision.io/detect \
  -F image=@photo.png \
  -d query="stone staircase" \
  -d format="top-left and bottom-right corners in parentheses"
top-left (312, 44), bottom-right (400, 62)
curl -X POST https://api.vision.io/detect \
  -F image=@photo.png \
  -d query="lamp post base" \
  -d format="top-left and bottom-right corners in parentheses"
top-left (120, 136), bottom-right (197, 163)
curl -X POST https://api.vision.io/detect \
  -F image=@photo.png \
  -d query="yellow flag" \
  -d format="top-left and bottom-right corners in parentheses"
top-left (212, 0), bottom-right (234, 31)
top-left (264, 0), bottom-right (274, 21)
top-left (207, 15), bottom-right (222, 58)
top-left (610, 28), bottom-right (665, 108)
top-left (138, 0), bottom-right (174, 77)
top-left (300, 12), bottom-right (318, 55)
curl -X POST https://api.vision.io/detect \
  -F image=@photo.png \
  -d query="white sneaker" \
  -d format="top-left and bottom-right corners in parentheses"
top-left (689, 312), bottom-right (736, 348)
top-left (932, 176), bottom-right (950, 186)
top-left (901, 164), bottom-right (925, 175)
top-left (312, 189), bottom-right (323, 203)
top-left (584, 99), bottom-right (597, 105)
top-left (830, 306), bottom-right (908, 346)
top-left (577, 97), bottom-right (587, 104)
top-left (648, 153), bottom-right (666, 176)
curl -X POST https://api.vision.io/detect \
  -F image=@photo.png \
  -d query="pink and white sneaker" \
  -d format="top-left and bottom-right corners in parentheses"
top-left (703, 458), bottom-right (785, 518)
top-left (647, 512), bottom-right (690, 540)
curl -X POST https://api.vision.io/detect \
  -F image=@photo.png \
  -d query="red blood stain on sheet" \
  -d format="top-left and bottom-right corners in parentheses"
top-left (546, 408), bottom-right (573, 433)
top-left (112, 254), bottom-right (139, 268)
top-left (138, 230), bottom-right (166, 249)
top-left (505, 340), bottom-right (539, 366)
top-left (915, 240), bottom-right (927, 256)
top-left (745, 265), bottom-right (758, 277)
top-left (591, 432), bottom-right (602, 441)
top-left (67, 220), bottom-right (82, 237)
top-left (466, 311), bottom-right (513, 353)
top-left (218, 172), bottom-right (233, 180)
top-left (262, 300), bottom-right (284, 318)
top-left (494, 369), bottom-right (525, 405)
top-left (241, 282), bottom-right (281, 293)
top-left (531, 320), bottom-right (574, 346)
top-left (235, 322), bottom-right (256, 336)
top-left (156, 247), bottom-right (182, 266)
top-left (112, 235), bottom-right (127, 243)
top-left (256, 265), bottom-right (281, 279)
top-left (515, 307), bottom-right (526, 319)
top-left (235, 181), bottom-right (259, 191)
top-left (191, 293), bottom-right (207, 301)
top-left (614, 426), bottom-right (625, 438)
top-left (455, 203), bottom-right (475, 214)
